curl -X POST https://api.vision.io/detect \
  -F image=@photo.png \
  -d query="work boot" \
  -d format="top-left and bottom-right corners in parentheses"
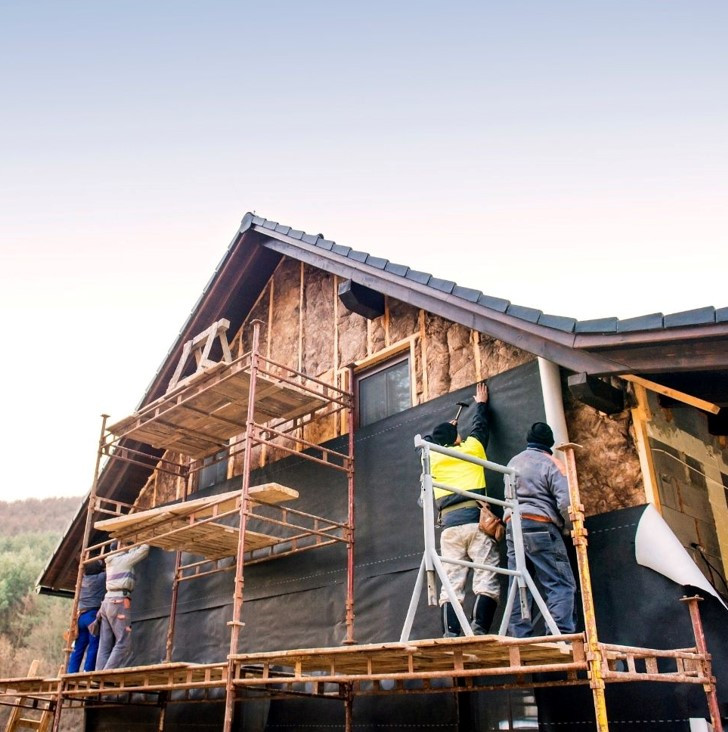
top-left (471, 595), bottom-right (497, 635)
top-left (441, 602), bottom-right (461, 638)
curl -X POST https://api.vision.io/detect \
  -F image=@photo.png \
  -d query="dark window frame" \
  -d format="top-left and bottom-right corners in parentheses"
top-left (355, 352), bottom-right (412, 428)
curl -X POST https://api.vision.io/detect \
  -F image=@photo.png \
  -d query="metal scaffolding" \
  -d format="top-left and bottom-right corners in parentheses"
top-left (38, 319), bottom-right (356, 732)
top-left (0, 321), bottom-right (724, 731)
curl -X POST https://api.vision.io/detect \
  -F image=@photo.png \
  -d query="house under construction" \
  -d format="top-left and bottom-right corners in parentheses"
top-left (2, 212), bottom-right (727, 731)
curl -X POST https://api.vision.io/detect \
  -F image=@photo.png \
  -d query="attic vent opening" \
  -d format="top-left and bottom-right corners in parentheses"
top-left (338, 279), bottom-right (385, 320)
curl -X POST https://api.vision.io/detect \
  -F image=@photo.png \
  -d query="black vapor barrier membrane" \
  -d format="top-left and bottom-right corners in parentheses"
top-left (532, 504), bottom-right (728, 731)
top-left (92, 359), bottom-right (665, 731)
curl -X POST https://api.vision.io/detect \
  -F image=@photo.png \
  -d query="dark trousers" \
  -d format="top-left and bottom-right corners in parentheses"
top-left (67, 608), bottom-right (100, 673)
top-left (506, 519), bottom-right (576, 636)
top-left (96, 596), bottom-right (133, 670)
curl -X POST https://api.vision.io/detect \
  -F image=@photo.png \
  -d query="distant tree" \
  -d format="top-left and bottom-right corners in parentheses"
top-left (0, 496), bottom-right (80, 536)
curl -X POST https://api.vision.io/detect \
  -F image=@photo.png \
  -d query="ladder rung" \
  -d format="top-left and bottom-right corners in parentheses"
top-left (14, 720), bottom-right (42, 729)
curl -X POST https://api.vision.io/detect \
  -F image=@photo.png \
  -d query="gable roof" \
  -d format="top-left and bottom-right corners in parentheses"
top-left (244, 213), bottom-right (728, 377)
top-left (38, 211), bottom-right (728, 595)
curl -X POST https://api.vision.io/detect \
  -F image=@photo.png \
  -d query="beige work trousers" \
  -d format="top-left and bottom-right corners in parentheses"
top-left (438, 522), bottom-right (501, 604)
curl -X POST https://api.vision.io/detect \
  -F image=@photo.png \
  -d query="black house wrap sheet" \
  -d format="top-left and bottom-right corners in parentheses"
top-left (86, 361), bottom-right (727, 730)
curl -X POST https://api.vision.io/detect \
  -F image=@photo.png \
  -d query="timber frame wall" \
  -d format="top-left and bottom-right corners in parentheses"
top-left (2, 257), bottom-right (723, 730)
top-left (0, 318), bottom-right (724, 731)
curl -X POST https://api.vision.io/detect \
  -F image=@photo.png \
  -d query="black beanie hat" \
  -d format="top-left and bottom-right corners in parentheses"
top-left (85, 559), bottom-right (105, 575)
top-left (432, 422), bottom-right (458, 446)
top-left (527, 422), bottom-right (554, 447)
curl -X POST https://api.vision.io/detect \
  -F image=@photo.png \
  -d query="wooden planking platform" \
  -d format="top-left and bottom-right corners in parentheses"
top-left (0, 635), bottom-right (715, 707)
top-left (94, 484), bottom-right (299, 560)
top-left (61, 663), bottom-right (228, 697)
top-left (0, 675), bottom-right (59, 698)
top-left (106, 357), bottom-right (328, 458)
top-left (230, 635), bottom-right (584, 688)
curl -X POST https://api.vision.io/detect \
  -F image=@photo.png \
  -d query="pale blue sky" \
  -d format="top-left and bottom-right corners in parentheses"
top-left (1, 1), bottom-right (726, 498)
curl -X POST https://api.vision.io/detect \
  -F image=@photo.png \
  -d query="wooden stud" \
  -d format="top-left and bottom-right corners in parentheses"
top-left (262, 276), bottom-right (276, 469)
top-left (622, 374), bottom-right (720, 415)
top-left (409, 338), bottom-right (418, 409)
top-left (333, 275), bottom-right (339, 377)
top-left (419, 310), bottom-right (429, 402)
top-left (629, 383), bottom-right (662, 511)
top-left (472, 330), bottom-right (482, 382)
top-left (384, 296), bottom-right (390, 347)
top-left (299, 262), bottom-right (305, 374)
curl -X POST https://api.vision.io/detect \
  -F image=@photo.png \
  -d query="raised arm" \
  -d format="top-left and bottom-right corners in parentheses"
top-left (468, 383), bottom-right (490, 450)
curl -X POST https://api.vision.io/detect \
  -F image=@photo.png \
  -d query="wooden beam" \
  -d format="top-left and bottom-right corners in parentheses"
top-left (299, 262), bottom-right (305, 373)
top-left (629, 384), bottom-right (661, 511)
top-left (353, 336), bottom-right (416, 372)
top-left (472, 330), bottom-right (482, 382)
top-left (419, 310), bottom-right (428, 403)
top-left (384, 296), bottom-right (390, 346)
top-left (622, 375), bottom-right (721, 415)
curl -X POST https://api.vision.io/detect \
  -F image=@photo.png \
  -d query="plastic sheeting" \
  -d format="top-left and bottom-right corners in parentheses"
top-left (636, 503), bottom-right (727, 608)
top-left (535, 504), bottom-right (728, 730)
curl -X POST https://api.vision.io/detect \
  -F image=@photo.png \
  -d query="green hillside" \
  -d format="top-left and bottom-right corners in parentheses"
top-left (0, 496), bottom-right (81, 678)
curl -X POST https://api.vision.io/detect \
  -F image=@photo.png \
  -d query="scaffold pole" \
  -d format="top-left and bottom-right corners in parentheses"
top-left (559, 442), bottom-right (609, 732)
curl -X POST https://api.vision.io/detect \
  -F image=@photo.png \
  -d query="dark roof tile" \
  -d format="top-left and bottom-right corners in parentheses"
top-left (506, 304), bottom-right (542, 323)
top-left (385, 262), bottom-right (409, 277)
top-left (405, 269), bottom-right (432, 285)
top-left (248, 214), bottom-right (725, 338)
top-left (477, 294), bottom-right (510, 312)
top-left (575, 317), bottom-right (619, 334)
top-left (428, 277), bottom-right (456, 294)
top-left (331, 243), bottom-right (352, 257)
top-left (348, 250), bottom-right (368, 263)
top-left (538, 314), bottom-right (576, 332)
top-left (365, 255), bottom-right (389, 270)
top-left (664, 307), bottom-right (715, 328)
top-left (452, 285), bottom-right (481, 303)
top-left (617, 313), bottom-right (664, 333)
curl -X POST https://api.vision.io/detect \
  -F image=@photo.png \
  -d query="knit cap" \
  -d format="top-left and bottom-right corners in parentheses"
top-left (431, 422), bottom-right (458, 446)
top-left (526, 422), bottom-right (554, 447)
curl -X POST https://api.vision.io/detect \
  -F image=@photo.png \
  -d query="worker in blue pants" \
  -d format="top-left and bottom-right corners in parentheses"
top-left (67, 560), bottom-right (106, 673)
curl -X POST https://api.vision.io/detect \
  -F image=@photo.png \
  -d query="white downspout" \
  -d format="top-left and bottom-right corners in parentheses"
top-left (537, 357), bottom-right (569, 462)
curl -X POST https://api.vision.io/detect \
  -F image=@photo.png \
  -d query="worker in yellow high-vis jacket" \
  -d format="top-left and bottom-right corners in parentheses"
top-left (427, 383), bottom-right (500, 637)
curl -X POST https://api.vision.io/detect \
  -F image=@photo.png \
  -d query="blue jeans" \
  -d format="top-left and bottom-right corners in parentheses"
top-left (506, 519), bottom-right (576, 636)
top-left (67, 608), bottom-right (101, 673)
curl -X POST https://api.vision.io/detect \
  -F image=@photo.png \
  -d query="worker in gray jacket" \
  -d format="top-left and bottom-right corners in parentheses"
top-left (95, 541), bottom-right (150, 670)
top-left (505, 422), bottom-right (576, 636)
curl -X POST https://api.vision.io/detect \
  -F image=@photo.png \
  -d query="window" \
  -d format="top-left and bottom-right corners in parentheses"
top-left (356, 354), bottom-right (411, 427)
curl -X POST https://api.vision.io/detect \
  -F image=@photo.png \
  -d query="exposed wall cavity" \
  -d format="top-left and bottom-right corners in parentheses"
top-left (132, 255), bottom-right (654, 524)
top-left (563, 387), bottom-right (644, 516)
top-left (644, 391), bottom-right (728, 579)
